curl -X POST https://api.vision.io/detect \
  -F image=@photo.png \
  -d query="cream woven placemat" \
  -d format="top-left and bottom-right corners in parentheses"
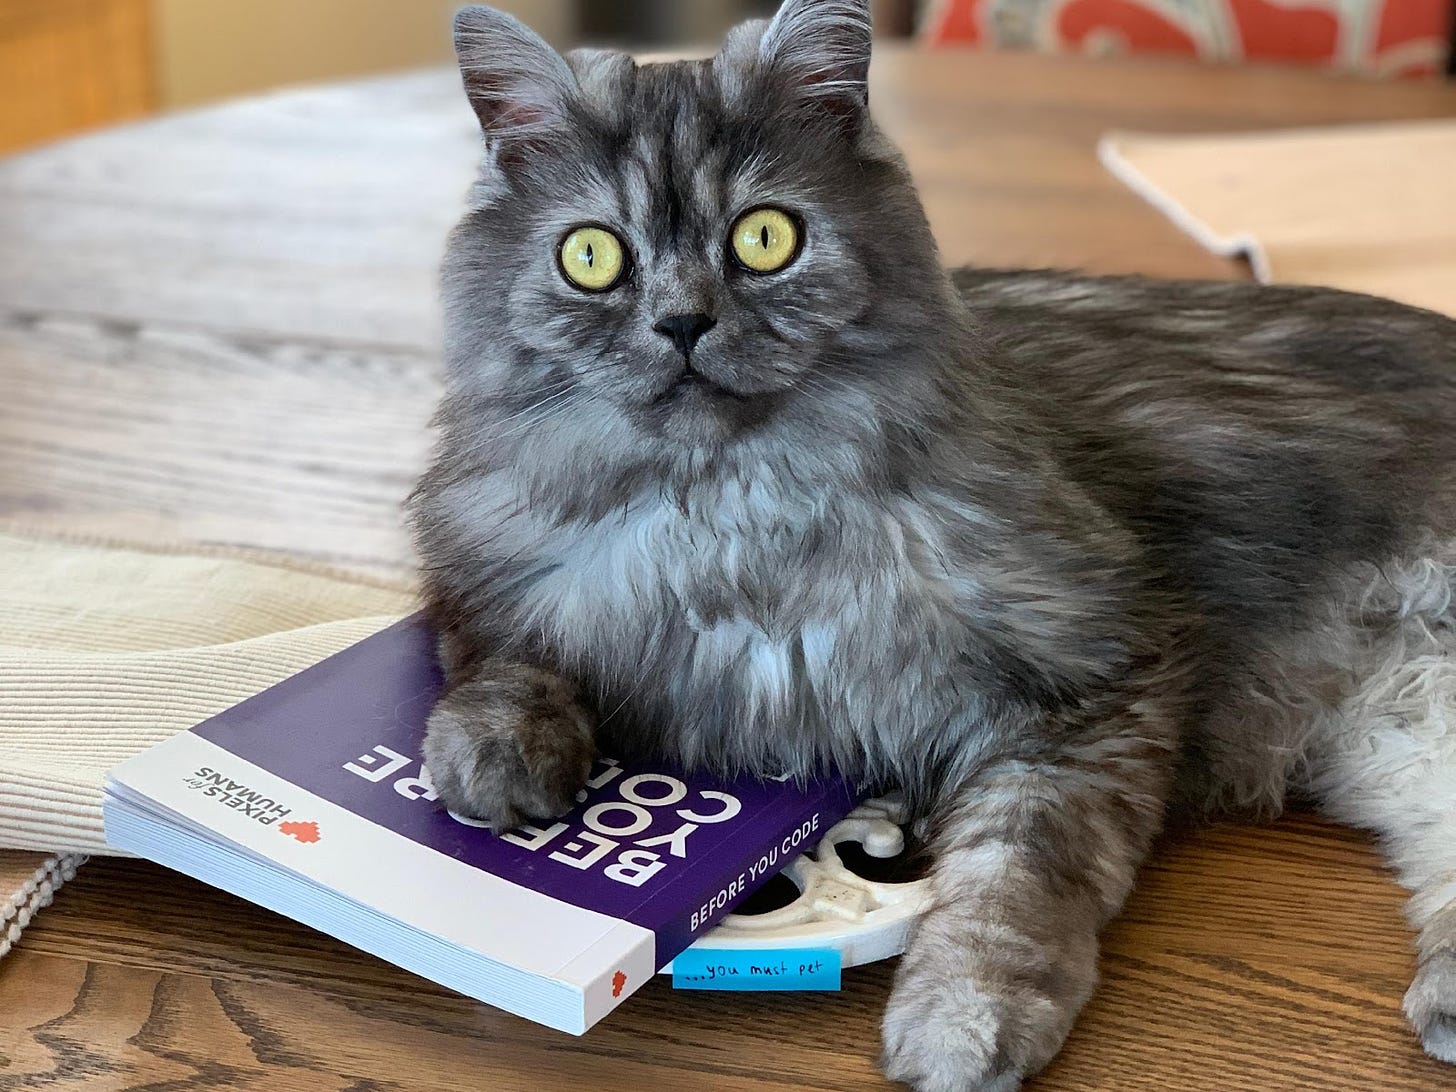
top-left (1101, 119), bottom-right (1456, 319)
top-left (0, 528), bottom-right (416, 956)
top-left (0, 850), bottom-right (83, 959)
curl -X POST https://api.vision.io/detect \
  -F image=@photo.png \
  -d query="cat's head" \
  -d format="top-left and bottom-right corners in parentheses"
top-left (442, 0), bottom-right (957, 458)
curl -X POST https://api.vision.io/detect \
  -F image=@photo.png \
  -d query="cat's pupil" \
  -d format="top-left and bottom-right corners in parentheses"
top-left (585, 243), bottom-right (594, 266)
top-left (760, 225), bottom-right (769, 248)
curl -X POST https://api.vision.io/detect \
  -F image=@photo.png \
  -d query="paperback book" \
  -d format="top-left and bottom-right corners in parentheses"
top-left (103, 615), bottom-right (858, 1033)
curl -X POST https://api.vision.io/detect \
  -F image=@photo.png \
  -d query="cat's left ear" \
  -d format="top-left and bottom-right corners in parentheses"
top-left (453, 6), bottom-right (577, 151)
top-left (756, 0), bottom-right (873, 115)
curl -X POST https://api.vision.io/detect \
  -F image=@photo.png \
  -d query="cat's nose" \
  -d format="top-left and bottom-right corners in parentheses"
top-left (652, 312), bottom-right (716, 358)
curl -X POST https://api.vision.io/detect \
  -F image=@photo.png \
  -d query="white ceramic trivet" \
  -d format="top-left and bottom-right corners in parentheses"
top-left (662, 795), bottom-right (931, 973)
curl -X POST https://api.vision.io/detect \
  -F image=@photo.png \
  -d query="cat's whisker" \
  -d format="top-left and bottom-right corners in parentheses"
top-left (486, 398), bottom-right (584, 444)
top-left (488, 387), bottom-right (616, 446)
top-left (786, 370), bottom-right (925, 435)
top-left (488, 386), bottom-right (577, 432)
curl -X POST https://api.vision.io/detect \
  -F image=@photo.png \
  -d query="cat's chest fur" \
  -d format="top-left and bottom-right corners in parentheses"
top-left (494, 466), bottom-right (975, 772)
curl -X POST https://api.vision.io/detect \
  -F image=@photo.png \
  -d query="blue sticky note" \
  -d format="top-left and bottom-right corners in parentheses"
top-left (672, 947), bottom-right (842, 991)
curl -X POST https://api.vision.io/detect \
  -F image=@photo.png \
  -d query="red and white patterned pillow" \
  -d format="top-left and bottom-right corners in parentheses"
top-left (923, 0), bottom-right (1453, 78)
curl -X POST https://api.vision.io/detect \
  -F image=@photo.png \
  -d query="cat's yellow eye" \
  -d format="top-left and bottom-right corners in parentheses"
top-left (730, 207), bottom-right (800, 274)
top-left (558, 226), bottom-right (627, 292)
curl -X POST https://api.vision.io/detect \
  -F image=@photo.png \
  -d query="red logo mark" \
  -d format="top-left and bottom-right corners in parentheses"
top-left (611, 970), bottom-right (626, 997)
top-left (279, 820), bottom-right (320, 844)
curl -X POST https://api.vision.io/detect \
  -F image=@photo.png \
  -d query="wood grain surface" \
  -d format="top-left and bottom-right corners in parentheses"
top-left (3, 44), bottom-right (1456, 1091)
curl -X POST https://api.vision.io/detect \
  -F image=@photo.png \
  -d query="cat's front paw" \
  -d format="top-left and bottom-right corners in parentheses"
top-left (879, 911), bottom-right (1096, 1092)
top-left (881, 980), bottom-right (1029, 1092)
top-left (423, 662), bottom-right (595, 832)
top-left (1406, 950), bottom-right (1456, 1063)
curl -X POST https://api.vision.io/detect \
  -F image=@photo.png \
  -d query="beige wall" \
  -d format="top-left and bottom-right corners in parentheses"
top-left (153, 0), bottom-right (573, 108)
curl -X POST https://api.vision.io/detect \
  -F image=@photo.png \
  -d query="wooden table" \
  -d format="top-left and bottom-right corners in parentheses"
top-left (3, 46), bottom-right (1456, 1092)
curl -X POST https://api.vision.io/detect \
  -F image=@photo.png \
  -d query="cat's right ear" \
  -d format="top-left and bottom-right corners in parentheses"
top-left (453, 6), bottom-right (577, 151)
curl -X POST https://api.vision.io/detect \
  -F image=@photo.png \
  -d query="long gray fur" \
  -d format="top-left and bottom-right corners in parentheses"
top-left (409, 2), bottom-right (1456, 1087)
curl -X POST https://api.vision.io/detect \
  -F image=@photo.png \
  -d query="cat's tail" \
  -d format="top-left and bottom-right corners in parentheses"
top-left (1303, 541), bottom-right (1456, 1063)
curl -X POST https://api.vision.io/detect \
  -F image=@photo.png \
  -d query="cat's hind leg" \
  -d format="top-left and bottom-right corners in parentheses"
top-left (1303, 544), bottom-right (1456, 1063)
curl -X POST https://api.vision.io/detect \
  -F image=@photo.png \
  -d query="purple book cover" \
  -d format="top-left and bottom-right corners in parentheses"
top-left (176, 614), bottom-right (859, 962)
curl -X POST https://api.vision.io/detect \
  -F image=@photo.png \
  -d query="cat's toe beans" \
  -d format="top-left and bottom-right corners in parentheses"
top-left (1406, 951), bottom-right (1456, 1063)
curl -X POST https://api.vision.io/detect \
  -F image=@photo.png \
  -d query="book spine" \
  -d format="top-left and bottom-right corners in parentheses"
top-left (650, 782), bottom-right (857, 962)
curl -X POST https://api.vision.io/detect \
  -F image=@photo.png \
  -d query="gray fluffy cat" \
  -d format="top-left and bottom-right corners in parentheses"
top-left (409, 2), bottom-right (1456, 1087)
